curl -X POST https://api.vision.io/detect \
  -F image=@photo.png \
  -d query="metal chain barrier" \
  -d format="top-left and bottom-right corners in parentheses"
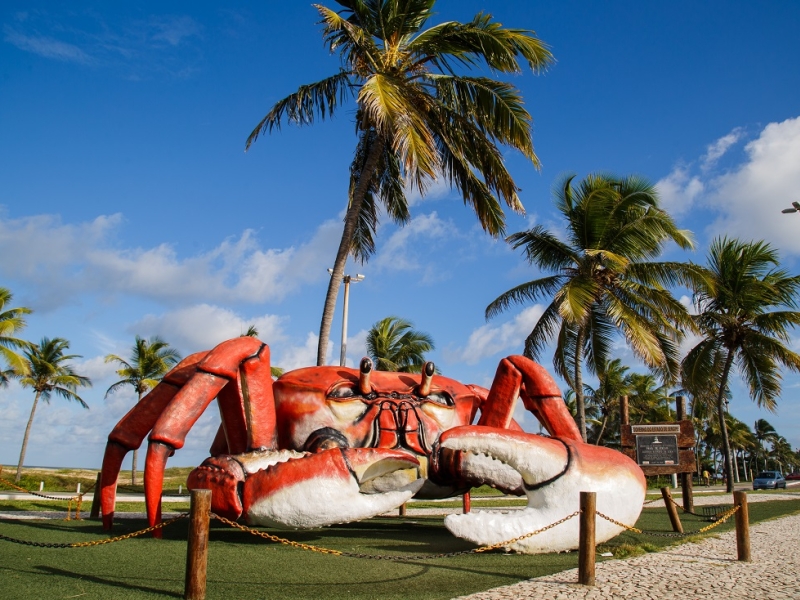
top-left (597, 504), bottom-right (741, 538)
top-left (0, 475), bottom-right (96, 520)
top-left (662, 493), bottom-right (732, 519)
top-left (211, 510), bottom-right (581, 560)
top-left (0, 513), bottom-right (188, 548)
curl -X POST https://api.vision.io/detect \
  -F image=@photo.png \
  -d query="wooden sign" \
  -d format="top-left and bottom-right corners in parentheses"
top-left (619, 398), bottom-right (696, 476)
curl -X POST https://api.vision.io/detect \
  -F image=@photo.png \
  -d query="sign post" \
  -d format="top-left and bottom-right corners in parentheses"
top-left (620, 396), bottom-right (696, 512)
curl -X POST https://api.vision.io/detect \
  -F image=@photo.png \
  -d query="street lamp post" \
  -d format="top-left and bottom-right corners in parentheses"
top-left (328, 270), bottom-right (365, 366)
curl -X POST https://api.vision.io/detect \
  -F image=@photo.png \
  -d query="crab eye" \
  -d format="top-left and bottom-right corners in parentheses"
top-left (423, 392), bottom-right (454, 407)
top-left (329, 385), bottom-right (357, 399)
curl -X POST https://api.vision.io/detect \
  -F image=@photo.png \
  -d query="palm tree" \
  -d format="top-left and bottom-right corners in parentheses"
top-left (247, 1), bottom-right (553, 366)
top-left (682, 238), bottom-right (800, 492)
top-left (486, 174), bottom-right (700, 440)
top-left (626, 372), bottom-right (672, 424)
top-left (584, 358), bottom-right (630, 445)
top-left (15, 338), bottom-right (91, 482)
top-left (0, 287), bottom-right (33, 375)
top-left (366, 316), bottom-right (434, 373)
top-left (753, 418), bottom-right (779, 471)
top-left (105, 336), bottom-right (181, 485)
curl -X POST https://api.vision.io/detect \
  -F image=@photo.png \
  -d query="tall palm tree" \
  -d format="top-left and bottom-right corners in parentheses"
top-left (246, 0), bottom-right (553, 366)
top-left (366, 316), bottom-right (434, 372)
top-left (753, 418), bottom-right (779, 471)
top-left (15, 338), bottom-right (91, 482)
top-left (0, 287), bottom-right (33, 375)
top-left (486, 174), bottom-right (700, 440)
top-left (682, 238), bottom-right (800, 492)
top-left (584, 358), bottom-right (630, 445)
top-left (105, 336), bottom-right (181, 485)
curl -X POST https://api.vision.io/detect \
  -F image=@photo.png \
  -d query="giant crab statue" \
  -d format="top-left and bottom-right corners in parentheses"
top-left (99, 337), bottom-right (645, 553)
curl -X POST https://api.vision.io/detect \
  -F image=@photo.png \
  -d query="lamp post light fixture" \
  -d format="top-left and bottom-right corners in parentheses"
top-left (781, 201), bottom-right (800, 214)
top-left (328, 269), bottom-right (365, 366)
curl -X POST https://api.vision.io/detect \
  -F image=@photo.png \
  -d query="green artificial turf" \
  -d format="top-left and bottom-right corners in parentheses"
top-left (0, 498), bottom-right (798, 600)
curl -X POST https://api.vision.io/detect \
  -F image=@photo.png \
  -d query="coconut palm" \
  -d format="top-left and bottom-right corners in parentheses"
top-left (753, 418), bottom-right (779, 471)
top-left (105, 336), bottom-right (181, 485)
top-left (247, 0), bottom-right (553, 366)
top-left (0, 287), bottom-right (33, 375)
top-left (682, 238), bottom-right (800, 492)
top-left (366, 316), bottom-right (434, 373)
top-left (486, 174), bottom-right (700, 440)
top-left (585, 358), bottom-right (630, 445)
top-left (15, 338), bottom-right (91, 482)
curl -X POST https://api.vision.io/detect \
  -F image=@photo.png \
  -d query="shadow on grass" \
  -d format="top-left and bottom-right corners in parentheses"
top-left (36, 566), bottom-right (183, 598)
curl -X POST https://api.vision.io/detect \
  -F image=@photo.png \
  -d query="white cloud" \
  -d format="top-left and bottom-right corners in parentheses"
top-left (132, 304), bottom-right (287, 353)
top-left (148, 16), bottom-right (202, 47)
top-left (0, 212), bottom-right (341, 309)
top-left (3, 26), bottom-right (92, 63)
top-left (707, 116), bottom-right (800, 253)
top-left (275, 332), bottom-right (331, 371)
top-left (447, 305), bottom-right (545, 365)
top-left (372, 212), bottom-right (453, 274)
top-left (404, 177), bottom-right (452, 207)
top-left (702, 127), bottom-right (743, 171)
top-left (656, 166), bottom-right (705, 217)
top-left (343, 328), bottom-right (369, 368)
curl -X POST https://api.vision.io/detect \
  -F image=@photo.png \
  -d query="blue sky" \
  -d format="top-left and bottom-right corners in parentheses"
top-left (2, 1), bottom-right (800, 470)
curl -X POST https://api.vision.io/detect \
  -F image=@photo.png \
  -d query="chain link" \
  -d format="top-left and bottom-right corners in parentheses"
top-left (597, 503), bottom-right (741, 538)
top-left (211, 514), bottom-right (343, 555)
top-left (211, 510), bottom-right (581, 560)
top-left (0, 513), bottom-right (187, 548)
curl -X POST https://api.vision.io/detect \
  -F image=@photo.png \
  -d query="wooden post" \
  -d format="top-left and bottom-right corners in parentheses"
top-left (660, 487), bottom-right (683, 533)
top-left (398, 502), bottom-right (406, 516)
top-left (733, 491), bottom-right (750, 562)
top-left (578, 491), bottom-right (596, 586)
top-left (680, 473), bottom-right (694, 514)
top-left (89, 472), bottom-right (102, 519)
top-left (620, 395), bottom-right (629, 426)
top-left (462, 492), bottom-right (471, 514)
top-left (185, 489), bottom-right (212, 600)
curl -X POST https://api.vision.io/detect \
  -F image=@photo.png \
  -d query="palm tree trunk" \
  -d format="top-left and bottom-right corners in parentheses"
top-left (316, 135), bottom-right (385, 366)
top-left (574, 328), bottom-right (587, 442)
top-left (15, 391), bottom-right (41, 483)
top-left (732, 447), bottom-right (740, 483)
top-left (716, 351), bottom-right (736, 493)
top-left (594, 413), bottom-right (608, 445)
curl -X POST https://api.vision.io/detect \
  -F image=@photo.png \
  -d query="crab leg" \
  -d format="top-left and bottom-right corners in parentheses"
top-left (101, 337), bottom-right (277, 532)
top-left (478, 355), bottom-right (581, 441)
top-left (100, 352), bottom-right (206, 529)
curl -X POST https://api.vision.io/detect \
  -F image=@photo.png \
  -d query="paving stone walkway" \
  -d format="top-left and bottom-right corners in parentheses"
top-left (453, 494), bottom-right (800, 600)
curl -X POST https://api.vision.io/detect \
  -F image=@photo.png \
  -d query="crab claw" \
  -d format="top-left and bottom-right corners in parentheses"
top-left (438, 426), bottom-right (645, 554)
top-left (242, 447), bottom-right (423, 528)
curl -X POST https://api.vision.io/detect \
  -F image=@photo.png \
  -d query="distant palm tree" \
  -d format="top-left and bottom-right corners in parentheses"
top-left (626, 372), bottom-right (672, 424)
top-left (753, 418), bottom-right (779, 471)
top-left (486, 174), bottom-right (700, 440)
top-left (0, 287), bottom-right (33, 375)
top-left (585, 358), bottom-right (630, 445)
top-left (105, 336), bottom-right (181, 485)
top-left (683, 238), bottom-right (800, 492)
top-left (247, 1), bottom-right (553, 366)
top-left (15, 338), bottom-right (91, 482)
top-left (366, 317), bottom-right (434, 373)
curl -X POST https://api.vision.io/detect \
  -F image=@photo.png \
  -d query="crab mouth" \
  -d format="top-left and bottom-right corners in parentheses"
top-left (345, 448), bottom-right (424, 495)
